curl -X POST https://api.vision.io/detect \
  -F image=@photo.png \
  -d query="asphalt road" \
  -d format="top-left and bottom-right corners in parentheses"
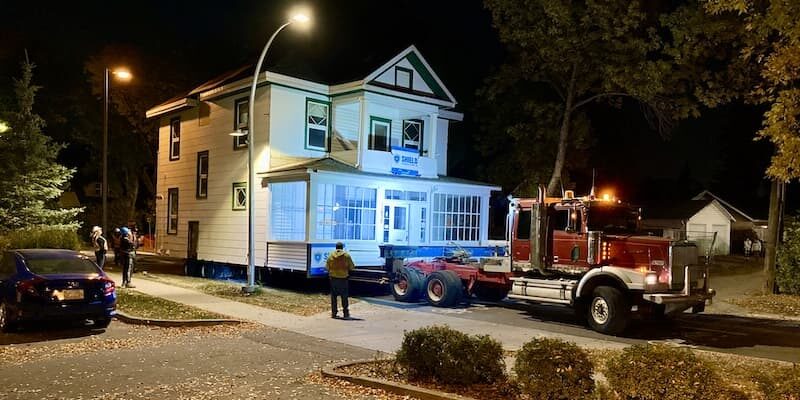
top-left (0, 322), bottom-right (387, 400)
top-left (134, 255), bottom-right (800, 363)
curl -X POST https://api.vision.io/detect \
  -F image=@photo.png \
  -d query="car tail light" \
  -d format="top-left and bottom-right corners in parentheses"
top-left (100, 277), bottom-right (116, 295)
top-left (16, 276), bottom-right (45, 298)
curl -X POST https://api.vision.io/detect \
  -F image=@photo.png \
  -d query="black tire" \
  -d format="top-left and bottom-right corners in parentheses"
top-left (0, 301), bottom-right (18, 333)
top-left (391, 267), bottom-right (423, 302)
top-left (691, 302), bottom-right (705, 313)
top-left (425, 270), bottom-right (463, 307)
top-left (94, 317), bottom-right (112, 329)
top-left (473, 285), bottom-right (509, 302)
top-left (586, 286), bottom-right (630, 335)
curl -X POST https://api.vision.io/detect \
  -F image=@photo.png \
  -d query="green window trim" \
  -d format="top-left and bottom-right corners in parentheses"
top-left (395, 66), bottom-right (414, 90)
top-left (233, 97), bottom-right (249, 150)
top-left (368, 116), bottom-right (392, 152)
top-left (196, 150), bottom-right (209, 199)
top-left (304, 98), bottom-right (331, 152)
top-left (169, 117), bottom-right (181, 161)
top-left (232, 182), bottom-right (247, 211)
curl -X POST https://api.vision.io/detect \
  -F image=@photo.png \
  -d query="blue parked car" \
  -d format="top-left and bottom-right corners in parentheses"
top-left (0, 249), bottom-right (117, 332)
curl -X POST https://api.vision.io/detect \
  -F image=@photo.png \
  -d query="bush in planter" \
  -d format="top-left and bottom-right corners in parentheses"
top-left (513, 337), bottom-right (594, 400)
top-left (757, 365), bottom-right (800, 400)
top-left (395, 325), bottom-right (505, 385)
top-left (1, 227), bottom-right (80, 251)
top-left (605, 344), bottom-right (719, 400)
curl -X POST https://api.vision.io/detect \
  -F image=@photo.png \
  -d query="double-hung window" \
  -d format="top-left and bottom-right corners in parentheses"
top-left (306, 99), bottom-right (330, 151)
top-left (369, 117), bottom-right (392, 152)
top-left (402, 119), bottom-right (423, 153)
top-left (196, 151), bottom-right (209, 198)
top-left (169, 117), bottom-right (180, 160)
top-left (167, 188), bottom-right (179, 234)
top-left (234, 98), bottom-right (249, 149)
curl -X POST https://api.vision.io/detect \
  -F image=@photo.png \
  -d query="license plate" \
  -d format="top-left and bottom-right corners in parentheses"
top-left (61, 289), bottom-right (84, 301)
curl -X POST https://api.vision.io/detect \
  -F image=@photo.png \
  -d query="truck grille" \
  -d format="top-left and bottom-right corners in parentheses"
top-left (671, 243), bottom-right (698, 291)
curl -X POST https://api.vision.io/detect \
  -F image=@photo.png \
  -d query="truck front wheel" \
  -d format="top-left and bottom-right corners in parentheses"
top-left (425, 270), bottom-right (462, 307)
top-left (587, 286), bottom-right (630, 335)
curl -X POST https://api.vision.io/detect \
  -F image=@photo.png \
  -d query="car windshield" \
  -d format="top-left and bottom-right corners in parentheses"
top-left (587, 204), bottom-right (639, 234)
top-left (25, 257), bottom-right (99, 275)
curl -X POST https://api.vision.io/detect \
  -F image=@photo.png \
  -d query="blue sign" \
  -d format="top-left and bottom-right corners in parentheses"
top-left (308, 243), bottom-right (337, 277)
top-left (390, 146), bottom-right (420, 176)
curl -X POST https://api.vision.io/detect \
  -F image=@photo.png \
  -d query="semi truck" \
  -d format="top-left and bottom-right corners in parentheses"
top-left (384, 187), bottom-right (716, 335)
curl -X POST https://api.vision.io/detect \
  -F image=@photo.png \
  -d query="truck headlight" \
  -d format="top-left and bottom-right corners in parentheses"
top-left (645, 271), bottom-right (658, 287)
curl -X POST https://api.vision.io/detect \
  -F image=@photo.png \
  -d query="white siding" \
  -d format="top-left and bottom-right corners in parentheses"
top-left (436, 117), bottom-right (449, 176)
top-left (266, 242), bottom-right (307, 272)
top-left (269, 85), bottom-right (330, 168)
top-left (687, 202), bottom-right (731, 255)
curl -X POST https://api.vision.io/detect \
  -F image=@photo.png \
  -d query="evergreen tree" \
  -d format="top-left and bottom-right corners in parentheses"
top-left (0, 57), bottom-right (82, 233)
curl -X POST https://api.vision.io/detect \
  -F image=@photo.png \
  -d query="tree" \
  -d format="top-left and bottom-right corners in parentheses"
top-left (0, 57), bottom-right (82, 233)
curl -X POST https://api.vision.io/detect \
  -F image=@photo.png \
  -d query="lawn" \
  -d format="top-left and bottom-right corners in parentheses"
top-left (138, 273), bottom-right (338, 316)
top-left (728, 294), bottom-right (800, 317)
top-left (115, 288), bottom-right (226, 320)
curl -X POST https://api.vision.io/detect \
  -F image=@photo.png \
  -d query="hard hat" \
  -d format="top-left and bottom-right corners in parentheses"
top-left (120, 227), bottom-right (130, 236)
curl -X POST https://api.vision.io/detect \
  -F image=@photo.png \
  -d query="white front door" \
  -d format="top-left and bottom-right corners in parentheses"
top-left (409, 204), bottom-right (427, 246)
top-left (388, 204), bottom-right (409, 244)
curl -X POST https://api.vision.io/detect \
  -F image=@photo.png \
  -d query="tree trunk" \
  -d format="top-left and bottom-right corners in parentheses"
top-left (547, 65), bottom-right (577, 196)
top-left (763, 180), bottom-right (785, 294)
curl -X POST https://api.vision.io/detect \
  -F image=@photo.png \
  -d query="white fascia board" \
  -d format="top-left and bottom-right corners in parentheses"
top-left (330, 80), bottom-right (364, 95)
top-left (364, 84), bottom-right (455, 108)
top-left (439, 109), bottom-right (464, 121)
top-left (145, 98), bottom-right (199, 119)
top-left (199, 71), bottom-right (332, 101)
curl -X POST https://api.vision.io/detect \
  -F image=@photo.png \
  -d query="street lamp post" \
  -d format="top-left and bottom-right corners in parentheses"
top-left (234, 13), bottom-right (310, 293)
top-left (102, 68), bottom-right (132, 236)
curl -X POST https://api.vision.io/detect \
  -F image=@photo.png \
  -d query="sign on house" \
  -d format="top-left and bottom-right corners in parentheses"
top-left (390, 146), bottom-right (420, 176)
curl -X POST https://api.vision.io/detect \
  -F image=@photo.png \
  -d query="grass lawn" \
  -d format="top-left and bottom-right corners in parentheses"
top-left (138, 273), bottom-right (339, 316)
top-left (728, 294), bottom-right (800, 317)
top-left (116, 288), bottom-right (226, 320)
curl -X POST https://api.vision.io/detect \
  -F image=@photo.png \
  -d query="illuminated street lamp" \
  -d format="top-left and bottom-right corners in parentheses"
top-left (231, 11), bottom-right (311, 293)
top-left (103, 68), bottom-right (132, 236)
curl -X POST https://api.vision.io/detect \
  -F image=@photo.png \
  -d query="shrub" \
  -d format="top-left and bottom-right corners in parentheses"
top-left (0, 227), bottom-right (80, 251)
top-left (605, 344), bottom-right (719, 400)
top-left (514, 337), bottom-right (594, 400)
top-left (395, 325), bottom-right (505, 385)
top-left (778, 215), bottom-right (800, 294)
top-left (757, 365), bottom-right (800, 400)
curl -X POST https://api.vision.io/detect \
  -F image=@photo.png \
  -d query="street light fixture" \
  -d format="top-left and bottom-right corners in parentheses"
top-left (231, 12), bottom-right (311, 293)
top-left (103, 67), bottom-right (133, 237)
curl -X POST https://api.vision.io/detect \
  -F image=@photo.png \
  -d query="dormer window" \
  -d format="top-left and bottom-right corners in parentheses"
top-left (234, 98), bottom-right (249, 149)
top-left (395, 67), bottom-right (413, 90)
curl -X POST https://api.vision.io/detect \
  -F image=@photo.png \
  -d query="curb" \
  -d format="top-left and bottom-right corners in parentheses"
top-left (114, 310), bottom-right (244, 327)
top-left (321, 360), bottom-right (476, 400)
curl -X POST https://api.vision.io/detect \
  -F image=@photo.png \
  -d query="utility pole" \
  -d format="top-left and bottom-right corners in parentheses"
top-left (763, 180), bottom-right (785, 294)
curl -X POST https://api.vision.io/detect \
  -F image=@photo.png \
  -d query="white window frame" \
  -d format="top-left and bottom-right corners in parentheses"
top-left (234, 98), bottom-right (249, 149)
top-left (196, 151), bottom-right (209, 198)
top-left (402, 119), bottom-right (423, 153)
top-left (305, 99), bottom-right (330, 151)
top-left (270, 182), bottom-right (307, 241)
top-left (169, 117), bottom-right (180, 161)
top-left (369, 117), bottom-right (392, 152)
top-left (431, 193), bottom-right (481, 243)
top-left (316, 183), bottom-right (377, 241)
top-left (167, 188), bottom-right (179, 234)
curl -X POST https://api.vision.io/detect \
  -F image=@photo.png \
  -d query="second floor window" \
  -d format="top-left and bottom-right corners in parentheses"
top-left (306, 99), bottom-right (330, 151)
top-left (169, 117), bottom-right (180, 160)
top-left (234, 98), bottom-right (249, 149)
top-left (369, 117), bottom-right (392, 152)
top-left (196, 151), bottom-right (209, 198)
top-left (402, 119), bottom-right (423, 153)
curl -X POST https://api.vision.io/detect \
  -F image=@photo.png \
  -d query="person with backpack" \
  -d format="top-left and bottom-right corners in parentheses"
top-left (90, 226), bottom-right (107, 269)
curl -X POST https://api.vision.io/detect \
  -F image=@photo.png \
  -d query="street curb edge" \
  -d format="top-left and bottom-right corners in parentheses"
top-left (321, 360), bottom-right (476, 400)
top-left (114, 310), bottom-right (243, 327)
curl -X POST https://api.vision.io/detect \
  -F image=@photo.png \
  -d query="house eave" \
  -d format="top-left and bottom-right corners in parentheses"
top-left (145, 98), bottom-right (199, 119)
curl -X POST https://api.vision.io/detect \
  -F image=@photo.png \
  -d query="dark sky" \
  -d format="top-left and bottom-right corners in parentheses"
top-left (1, 0), bottom-right (783, 218)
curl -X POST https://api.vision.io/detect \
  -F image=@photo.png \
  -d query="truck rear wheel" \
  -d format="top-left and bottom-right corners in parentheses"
top-left (587, 286), bottom-right (630, 335)
top-left (473, 285), bottom-right (509, 302)
top-left (392, 267), bottom-right (423, 302)
top-left (425, 270), bottom-right (462, 307)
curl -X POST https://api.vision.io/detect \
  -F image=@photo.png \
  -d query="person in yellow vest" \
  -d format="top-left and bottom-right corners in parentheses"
top-left (326, 242), bottom-right (355, 319)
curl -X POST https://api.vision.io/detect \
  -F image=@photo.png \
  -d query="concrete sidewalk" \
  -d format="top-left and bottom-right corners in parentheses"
top-left (106, 271), bottom-right (626, 354)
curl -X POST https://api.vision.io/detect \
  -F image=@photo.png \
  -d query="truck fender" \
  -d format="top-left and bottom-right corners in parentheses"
top-left (575, 266), bottom-right (644, 299)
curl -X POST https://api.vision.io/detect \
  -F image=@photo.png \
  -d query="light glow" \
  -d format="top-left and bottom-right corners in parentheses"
top-left (0, 120), bottom-right (9, 134)
top-left (112, 69), bottom-right (133, 81)
top-left (602, 193), bottom-right (611, 201)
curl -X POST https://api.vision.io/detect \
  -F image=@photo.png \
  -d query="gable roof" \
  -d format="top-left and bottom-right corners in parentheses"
top-left (692, 190), bottom-right (756, 222)
top-left (146, 45), bottom-right (456, 118)
top-left (643, 199), bottom-right (734, 221)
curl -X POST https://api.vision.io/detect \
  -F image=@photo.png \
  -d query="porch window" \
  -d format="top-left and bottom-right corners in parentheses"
top-left (306, 99), bottom-right (330, 151)
top-left (270, 182), bottom-right (307, 241)
top-left (234, 98), bottom-right (249, 149)
top-left (316, 184), bottom-right (377, 240)
top-left (196, 151), bottom-right (209, 198)
top-left (432, 194), bottom-right (481, 242)
top-left (402, 119), bottom-right (423, 153)
top-left (369, 117), bottom-right (391, 152)
top-left (232, 182), bottom-right (247, 210)
top-left (169, 117), bottom-right (180, 160)
top-left (167, 188), bottom-right (179, 234)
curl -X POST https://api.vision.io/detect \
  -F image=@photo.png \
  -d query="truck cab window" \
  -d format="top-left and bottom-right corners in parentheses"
top-left (517, 210), bottom-right (531, 240)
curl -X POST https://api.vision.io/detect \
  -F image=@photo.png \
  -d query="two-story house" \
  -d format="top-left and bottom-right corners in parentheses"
top-left (146, 45), bottom-right (500, 279)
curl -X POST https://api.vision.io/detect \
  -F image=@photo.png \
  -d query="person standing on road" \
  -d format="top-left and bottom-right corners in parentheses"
top-left (744, 237), bottom-right (752, 257)
top-left (119, 227), bottom-right (136, 288)
top-left (326, 242), bottom-right (355, 319)
top-left (752, 238), bottom-right (762, 258)
top-left (90, 226), bottom-right (107, 269)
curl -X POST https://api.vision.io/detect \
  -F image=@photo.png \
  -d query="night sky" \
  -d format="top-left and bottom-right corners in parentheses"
top-left (1, 0), bottom-right (786, 219)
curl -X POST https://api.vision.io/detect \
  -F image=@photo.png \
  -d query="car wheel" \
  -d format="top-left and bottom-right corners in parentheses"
top-left (473, 285), bottom-right (509, 302)
top-left (425, 270), bottom-right (462, 307)
top-left (587, 286), bottom-right (630, 335)
top-left (0, 302), bottom-right (18, 333)
top-left (391, 267), bottom-right (423, 302)
top-left (94, 317), bottom-right (112, 329)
